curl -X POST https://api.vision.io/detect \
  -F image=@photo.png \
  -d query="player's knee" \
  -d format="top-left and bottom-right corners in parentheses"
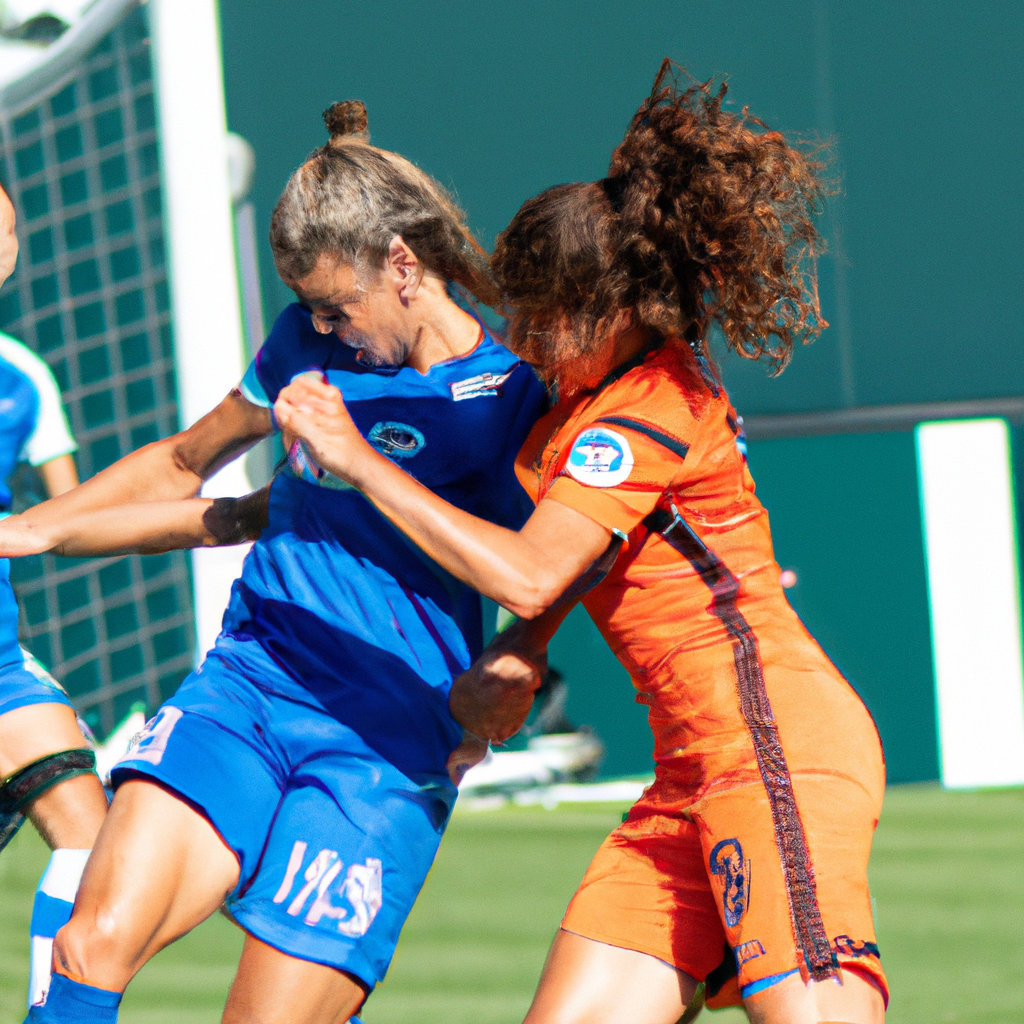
top-left (52, 909), bottom-right (127, 983)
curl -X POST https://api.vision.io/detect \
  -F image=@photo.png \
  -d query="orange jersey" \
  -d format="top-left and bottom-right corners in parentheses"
top-left (515, 342), bottom-right (887, 1002)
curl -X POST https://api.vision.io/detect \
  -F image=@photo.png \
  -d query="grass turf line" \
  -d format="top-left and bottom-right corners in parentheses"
top-left (0, 787), bottom-right (1021, 1023)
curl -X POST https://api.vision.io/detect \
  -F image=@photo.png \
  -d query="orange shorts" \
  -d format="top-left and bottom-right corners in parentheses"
top-left (562, 767), bottom-right (887, 1007)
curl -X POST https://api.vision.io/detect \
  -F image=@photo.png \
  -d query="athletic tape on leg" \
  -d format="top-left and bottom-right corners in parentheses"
top-left (0, 750), bottom-right (97, 857)
top-left (1, 750), bottom-right (98, 815)
top-left (0, 805), bottom-right (25, 853)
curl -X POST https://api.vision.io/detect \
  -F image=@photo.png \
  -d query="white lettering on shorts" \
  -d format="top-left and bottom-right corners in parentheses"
top-left (273, 841), bottom-right (384, 937)
top-left (565, 427), bottom-right (634, 488)
top-left (284, 848), bottom-right (338, 917)
top-left (121, 706), bottom-right (183, 767)
top-left (272, 841), bottom-right (308, 904)
top-left (336, 859), bottom-right (384, 937)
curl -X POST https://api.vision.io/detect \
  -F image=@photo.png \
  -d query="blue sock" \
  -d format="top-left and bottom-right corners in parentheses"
top-left (24, 972), bottom-right (121, 1023)
top-left (28, 849), bottom-right (90, 1008)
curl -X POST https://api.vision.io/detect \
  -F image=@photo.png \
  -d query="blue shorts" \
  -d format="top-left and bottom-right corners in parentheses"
top-left (111, 648), bottom-right (458, 987)
top-left (0, 648), bottom-right (73, 717)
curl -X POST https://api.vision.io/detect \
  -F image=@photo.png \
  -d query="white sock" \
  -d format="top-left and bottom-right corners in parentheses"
top-left (28, 848), bottom-right (90, 1008)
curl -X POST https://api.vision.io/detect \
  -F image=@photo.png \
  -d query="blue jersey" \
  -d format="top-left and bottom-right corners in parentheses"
top-left (225, 304), bottom-right (546, 776)
top-left (0, 557), bottom-right (22, 670)
top-left (0, 552), bottom-right (72, 717)
top-left (0, 333), bottom-right (77, 510)
top-left (0, 335), bottom-right (76, 715)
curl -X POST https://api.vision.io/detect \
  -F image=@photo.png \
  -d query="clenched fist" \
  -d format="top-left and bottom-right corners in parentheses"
top-left (449, 648), bottom-right (545, 744)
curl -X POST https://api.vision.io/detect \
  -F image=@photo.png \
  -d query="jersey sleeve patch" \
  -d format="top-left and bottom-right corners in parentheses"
top-left (565, 427), bottom-right (634, 488)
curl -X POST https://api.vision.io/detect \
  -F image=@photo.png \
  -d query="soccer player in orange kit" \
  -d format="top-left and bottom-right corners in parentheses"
top-left (274, 62), bottom-right (887, 1024)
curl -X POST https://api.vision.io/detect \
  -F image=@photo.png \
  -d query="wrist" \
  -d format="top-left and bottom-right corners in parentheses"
top-left (342, 442), bottom-right (393, 493)
top-left (489, 631), bottom-right (546, 671)
top-left (4, 516), bottom-right (62, 556)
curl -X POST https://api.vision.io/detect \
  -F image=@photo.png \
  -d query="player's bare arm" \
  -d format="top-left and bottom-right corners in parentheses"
top-left (275, 375), bottom-right (611, 619)
top-left (0, 487), bottom-right (270, 558)
top-left (36, 453), bottom-right (79, 498)
top-left (0, 183), bottom-right (17, 287)
top-left (14, 389), bottom-right (272, 531)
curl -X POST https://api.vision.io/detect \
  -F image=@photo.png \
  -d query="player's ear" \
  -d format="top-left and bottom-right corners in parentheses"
top-left (386, 235), bottom-right (421, 302)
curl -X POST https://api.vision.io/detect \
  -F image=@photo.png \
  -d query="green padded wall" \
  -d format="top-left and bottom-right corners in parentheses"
top-left (748, 433), bottom-right (938, 784)
top-left (216, 0), bottom-right (1022, 780)
top-left (218, 0), bottom-right (1024, 417)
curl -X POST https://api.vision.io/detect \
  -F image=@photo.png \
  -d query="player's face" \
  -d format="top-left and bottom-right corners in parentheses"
top-left (289, 255), bottom-right (414, 368)
top-left (507, 310), bottom-right (649, 399)
top-left (508, 314), bottom-right (618, 397)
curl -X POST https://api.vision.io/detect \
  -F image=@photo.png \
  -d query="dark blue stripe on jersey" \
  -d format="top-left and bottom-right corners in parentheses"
top-left (225, 307), bottom-right (548, 775)
top-left (642, 504), bottom-right (838, 982)
top-left (596, 416), bottom-right (690, 459)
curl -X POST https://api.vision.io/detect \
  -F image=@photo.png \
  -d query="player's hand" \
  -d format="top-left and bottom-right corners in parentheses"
top-left (274, 374), bottom-right (370, 482)
top-left (446, 731), bottom-right (489, 786)
top-left (0, 184), bottom-right (18, 287)
top-left (449, 649), bottom-right (545, 743)
top-left (0, 515), bottom-right (59, 558)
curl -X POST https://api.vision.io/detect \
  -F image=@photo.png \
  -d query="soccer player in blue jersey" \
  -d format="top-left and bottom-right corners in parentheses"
top-left (0, 183), bottom-right (108, 1010)
top-left (2, 102), bottom-right (546, 1024)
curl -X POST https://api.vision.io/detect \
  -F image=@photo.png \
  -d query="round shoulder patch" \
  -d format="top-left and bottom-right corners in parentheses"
top-left (565, 427), bottom-right (634, 488)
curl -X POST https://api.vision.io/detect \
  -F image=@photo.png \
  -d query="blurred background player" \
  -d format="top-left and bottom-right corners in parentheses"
top-left (0, 183), bottom-right (107, 1010)
top-left (274, 63), bottom-right (887, 1024)
top-left (0, 103), bottom-right (546, 1024)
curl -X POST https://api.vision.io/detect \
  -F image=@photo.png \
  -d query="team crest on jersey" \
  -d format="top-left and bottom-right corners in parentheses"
top-left (833, 935), bottom-right (880, 959)
top-left (368, 421), bottom-right (425, 460)
top-left (565, 427), bottom-right (634, 488)
top-left (449, 370), bottom-right (514, 402)
top-left (710, 838), bottom-right (751, 928)
top-left (273, 841), bottom-right (384, 937)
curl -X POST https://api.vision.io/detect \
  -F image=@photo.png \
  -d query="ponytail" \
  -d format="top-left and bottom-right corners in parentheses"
top-left (271, 101), bottom-right (500, 308)
top-left (493, 60), bottom-right (829, 376)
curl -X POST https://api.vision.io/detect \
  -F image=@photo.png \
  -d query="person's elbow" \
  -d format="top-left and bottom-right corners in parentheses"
top-left (499, 572), bottom-right (565, 621)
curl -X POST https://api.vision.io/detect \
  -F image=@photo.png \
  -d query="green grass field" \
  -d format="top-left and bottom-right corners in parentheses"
top-left (1, 785), bottom-right (1022, 1023)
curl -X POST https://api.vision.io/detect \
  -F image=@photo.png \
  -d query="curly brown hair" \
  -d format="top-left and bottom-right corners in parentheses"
top-left (492, 60), bottom-right (829, 387)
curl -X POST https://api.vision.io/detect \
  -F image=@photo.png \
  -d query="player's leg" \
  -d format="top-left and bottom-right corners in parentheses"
top-left (522, 800), bottom-right (723, 1024)
top-left (46, 671), bottom-right (281, 1001)
top-left (224, 935), bottom-right (368, 1024)
top-left (743, 967), bottom-right (885, 1024)
top-left (33, 662), bottom-right (303, 1021)
top-left (0, 701), bottom-right (107, 848)
top-left (0, 688), bottom-right (108, 1008)
top-left (524, 930), bottom-right (698, 1024)
top-left (222, 740), bottom-right (457, 1024)
top-left (32, 778), bottom-right (239, 1021)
